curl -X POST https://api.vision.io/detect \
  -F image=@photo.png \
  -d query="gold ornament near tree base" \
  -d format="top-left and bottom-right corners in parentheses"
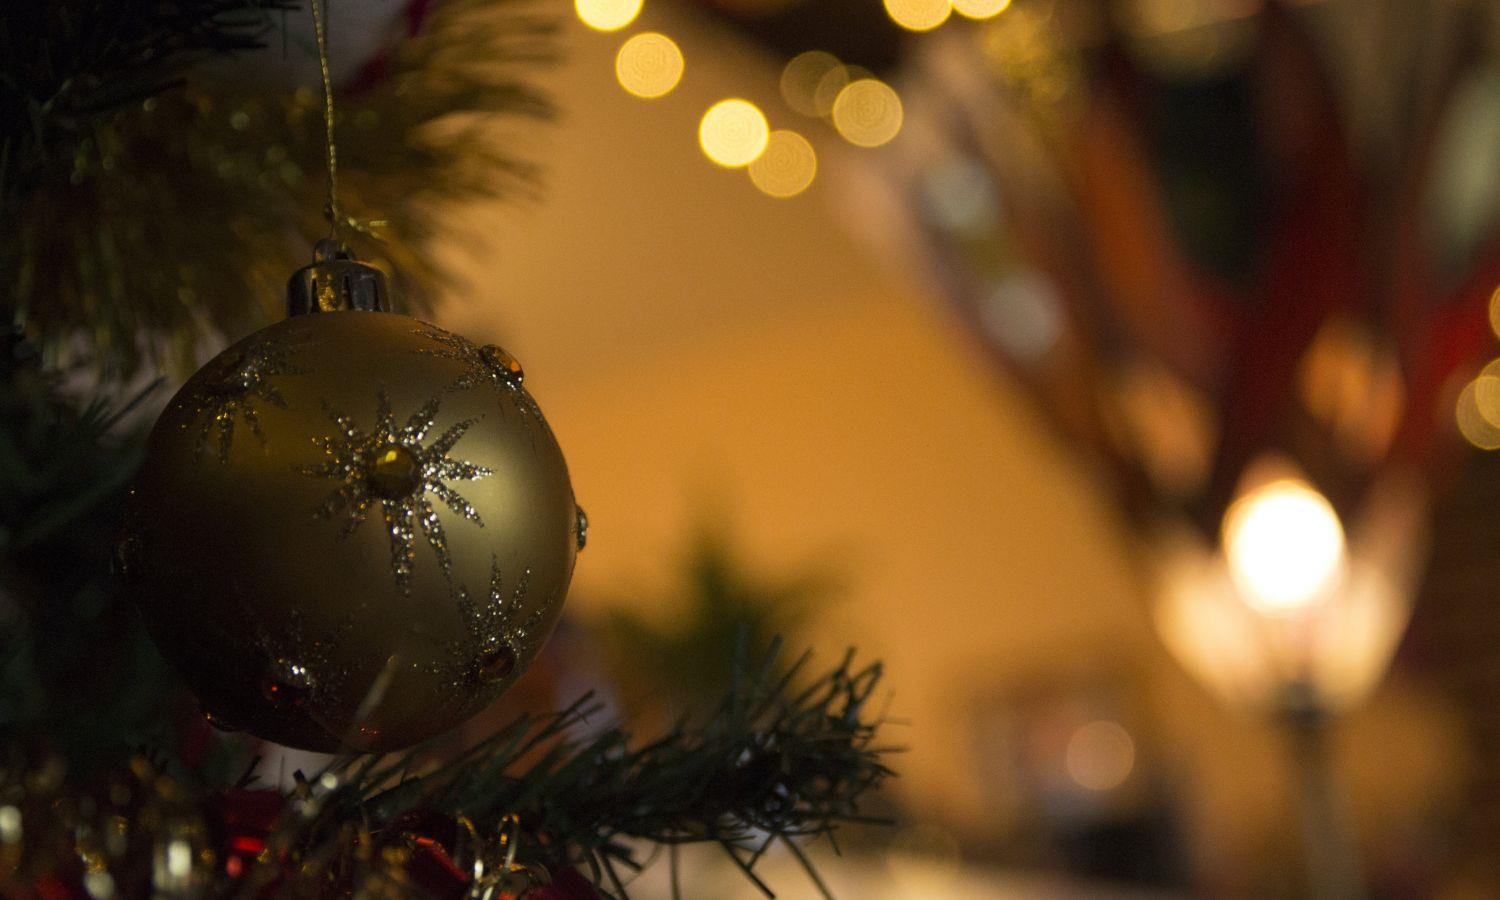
top-left (121, 243), bottom-right (583, 752)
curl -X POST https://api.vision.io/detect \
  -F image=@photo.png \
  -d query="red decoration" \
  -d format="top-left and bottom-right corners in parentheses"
top-left (528, 868), bottom-right (603, 900)
top-left (890, 7), bottom-right (1500, 536)
top-left (404, 835), bottom-right (470, 900)
top-left (211, 789), bottom-right (286, 879)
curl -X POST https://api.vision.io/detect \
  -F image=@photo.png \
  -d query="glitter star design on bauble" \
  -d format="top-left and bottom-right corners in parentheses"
top-left (412, 324), bottom-right (549, 429)
top-left (454, 557), bottom-right (548, 684)
top-left (243, 607), bottom-right (355, 721)
top-left (301, 389), bottom-right (492, 592)
top-left (182, 338), bottom-right (302, 461)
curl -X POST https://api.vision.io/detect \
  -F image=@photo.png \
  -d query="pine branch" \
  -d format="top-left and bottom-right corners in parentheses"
top-left (1, 0), bottom-right (295, 197)
top-left (299, 639), bottom-right (896, 895)
top-left (0, 641), bottom-right (896, 898)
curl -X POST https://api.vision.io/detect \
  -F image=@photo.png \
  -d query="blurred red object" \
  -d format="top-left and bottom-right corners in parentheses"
top-left (885, 2), bottom-right (1500, 533)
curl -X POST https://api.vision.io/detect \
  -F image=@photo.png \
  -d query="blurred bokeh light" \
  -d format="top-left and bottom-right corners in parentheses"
top-left (1222, 478), bottom-right (1347, 615)
top-left (615, 33), bottom-right (685, 99)
top-left (747, 129), bottom-right (817, 198)
top-left (575, 0), bottom-right (643, 32)
top-left (698, 98), bottom-right (770, 167)
top-left (953, 0), bottom-right (1013, 20)
top-left (779, 51), bottom-right (842, 118)
top-left (883, 0), bottom-right (952, 32)
top-left (1065, 720), bottom-right (1136, 792)
top-left (832, 78), bottom-right (903, 147)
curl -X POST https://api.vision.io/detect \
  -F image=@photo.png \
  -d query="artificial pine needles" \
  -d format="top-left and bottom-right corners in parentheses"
top-left (294, 639), bottom-right (895, 898)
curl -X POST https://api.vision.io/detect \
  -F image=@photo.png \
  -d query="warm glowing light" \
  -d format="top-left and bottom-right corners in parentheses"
top-left (614, 33), bottom-right (683, 98)
top-left (575, 0), bottom-right (642, 31)
top-left (780, 51), bottom-right (842, 117)
top-left (884, 0), bottom-right (951, 31)
top-left (748, 130), bottom-right (816, 198)
top-left (1458, 377), bottom-right (1500, 449)
top-left (832, 79), bottom-right (903, 148)
top-left (953, 0), bottom-right (1012, 19)
top-left (1155, 473), bottom-right (1424, 715)
top-left (1223, 479), bottom-right (1346, 614)
top-left (1065, 720), bottom-right (1135, 792)
top-left (1154, 540), bottom-right (1275, 709)
top-left (698, 99), bottom-right (770, 167)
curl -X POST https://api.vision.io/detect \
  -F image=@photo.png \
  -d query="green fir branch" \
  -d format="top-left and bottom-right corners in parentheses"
top-left (281, 638), bottom-right (896, 898)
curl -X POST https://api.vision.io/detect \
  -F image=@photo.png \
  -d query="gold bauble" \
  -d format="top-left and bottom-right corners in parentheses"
top-left (122, 307), bottom-right (582, 752)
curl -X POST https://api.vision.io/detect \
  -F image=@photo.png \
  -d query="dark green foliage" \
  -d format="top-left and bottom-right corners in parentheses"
top-left (0, 0), bottom-right (294, 200)
top-left (603, 529), bottom-right (839, 712)
top-left (0, 337), bottom-right (185, 767)
top-left (2, 0), bottom-right (555, 375)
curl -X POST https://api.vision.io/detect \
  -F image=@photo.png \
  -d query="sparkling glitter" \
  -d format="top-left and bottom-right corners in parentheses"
top-left (260, 658), bottom-right (313, 708)
top-left (302, 389), bottom-right (492, 591)
top-left (412, 324), bottom-right (549, 429)
top-left (455, 557), bottom-right (549, 684)
top-left (575, 505), bottom-right (589, 552)
top-left (249, 608), bottom-right (353, 727)
top-left (180, 336), bottom-right (303, 461)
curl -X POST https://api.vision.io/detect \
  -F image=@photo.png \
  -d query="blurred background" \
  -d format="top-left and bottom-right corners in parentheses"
top-left (431, 0), bottom-right (1500, 895)
top-left (13, 0), bottom-right (1500, 896)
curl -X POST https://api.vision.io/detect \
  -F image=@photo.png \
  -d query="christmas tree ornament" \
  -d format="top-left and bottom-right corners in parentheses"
top-left (123, 244), bottom-right (582, 752)
top-left (121, 0), bottom-right (582, 754)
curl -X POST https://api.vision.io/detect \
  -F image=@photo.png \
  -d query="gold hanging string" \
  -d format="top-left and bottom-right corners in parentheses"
top-left (310, 0), bottom-right (340, 240)
top-left (309, 0), bottom-right (385, 242)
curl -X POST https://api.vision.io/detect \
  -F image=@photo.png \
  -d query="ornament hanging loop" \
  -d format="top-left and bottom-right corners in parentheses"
top-left (287, 238), bottom-right (389, 315)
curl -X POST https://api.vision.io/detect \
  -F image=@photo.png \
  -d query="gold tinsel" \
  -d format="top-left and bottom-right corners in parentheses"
top-left (5, 0), bottom-right (555, 377)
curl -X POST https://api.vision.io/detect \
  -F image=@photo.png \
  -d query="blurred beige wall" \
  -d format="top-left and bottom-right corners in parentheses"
top-left (431, 4), bottom-right (1466, 878)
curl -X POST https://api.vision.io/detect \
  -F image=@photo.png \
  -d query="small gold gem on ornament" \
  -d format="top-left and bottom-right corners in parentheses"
top-left (366, 444), bottom-right (422, 499)
top-left (575, 506), bottom-right (588, 551)
top-left (478, 344), bottom-right (524, 384)
top-left (261, 659), bottom-right (313, 709)
top-left (477, 641), bottom-right (517, 681)
top-left (303, 390), bottom-right (492, 591)
top-left (412, 325), bottom-right (549, 430)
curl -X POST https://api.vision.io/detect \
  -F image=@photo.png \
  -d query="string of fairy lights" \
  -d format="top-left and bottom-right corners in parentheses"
top-left (573, 0), bottom-right (1014, 198)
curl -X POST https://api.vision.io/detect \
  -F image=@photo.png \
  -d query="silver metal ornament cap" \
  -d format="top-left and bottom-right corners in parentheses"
top-left (287, 238), bottom-right (389, 316)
